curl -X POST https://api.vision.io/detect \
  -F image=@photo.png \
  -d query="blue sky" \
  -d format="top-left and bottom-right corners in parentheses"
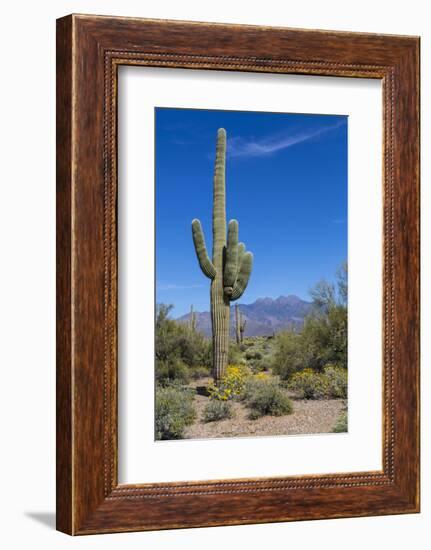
top-left (155, 108), bottom-right (347, 317)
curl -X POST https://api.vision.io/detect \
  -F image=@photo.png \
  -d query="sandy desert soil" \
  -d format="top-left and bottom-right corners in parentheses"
top-left (183, 378), bottom-right (346, 440)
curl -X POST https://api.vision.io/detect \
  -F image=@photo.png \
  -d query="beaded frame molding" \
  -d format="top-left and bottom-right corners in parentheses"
top-left (56, 14), bottom-right (420, 535)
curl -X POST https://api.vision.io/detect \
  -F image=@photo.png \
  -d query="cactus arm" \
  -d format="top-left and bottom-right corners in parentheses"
top-left (235, 242), bottom-right (246, 282)
top-left (231, 251), bottom-right (253, 301)
top-left (223, 219), bottom-right (239, 294)
top-left (237, 242), bottom-right (245, 263)
top-left (191, 219), bottom-right (216, 279)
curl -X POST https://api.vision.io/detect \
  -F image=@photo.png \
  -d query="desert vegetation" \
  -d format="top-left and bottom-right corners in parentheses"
top-left (154, 128), bottom-right (347, 440)
top-left (154, 263), bottom-right (348, 440)
top-left (155, 385), bottom-right (196, 440)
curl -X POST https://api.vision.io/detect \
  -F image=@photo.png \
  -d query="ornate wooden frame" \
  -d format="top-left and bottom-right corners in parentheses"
top-left (56, 14), bottom-right (420, 535)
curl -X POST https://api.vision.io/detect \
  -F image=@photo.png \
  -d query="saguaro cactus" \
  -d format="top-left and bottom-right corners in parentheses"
top-left (235, 304), bottom-right (247, 344)
top-left (239, 312), bottom-right (247, 343)
top-left (235, 304), bottom-right (241, 345)
top-left (189, 304), bottom-right (196, 332)
top-left (192, 128), bottom-right (253, 381)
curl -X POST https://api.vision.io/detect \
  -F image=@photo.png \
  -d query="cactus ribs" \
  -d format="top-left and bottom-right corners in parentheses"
top-left (192, 128), bottom-right (253, 381)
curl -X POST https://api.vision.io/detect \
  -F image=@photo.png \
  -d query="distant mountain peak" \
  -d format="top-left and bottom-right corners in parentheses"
top-left (255, 297), bottom-right (274, 305)
top-left (275, 294), bottom-right (303, 305)
top-left (177, 294), bottom-right (312, 337)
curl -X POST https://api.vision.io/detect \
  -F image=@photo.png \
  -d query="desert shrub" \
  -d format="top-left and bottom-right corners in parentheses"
top-left (194, 339), bottom-right (212, 369)
top-left (324, 365), bottom-right (348, 398)
top-left (155, 358), bottom-right (190, 386)
top-left (272, 310), bottom-right (348, 380)
top-left (272, 265), bottom-right (348, 379)
top-left (303, 265), bottom-right (348, 369)
top-left (248, 409), bottom-right (262, 420)
top-left (228, 343), bottom-right (243, 365)
top-left (189, 365), bottom-right (211, 380)
top-left (301, 306), bottom-right (347, 370)
top-left (207, 365), bottom-right (250, 401)
top-left (155, 385), bottom-right (196, 440)
top-left (155, 303), bottom-right (212, 385)
top-left (243, 378), bottom-right (293, 418)
top-left (245, 350), bottom-right (263, 361)
top-left (248, 360), bottom-right (265, 374)
top-left (272, 331), bottom-right (307, 380)
top-left (253, 372), bottom-right (270, 381)
top-left (249, 351), bottom-right (273, 373)
top-left (332, 410), bottom-right (348, 433)
top-left (288, 369), bottom-right (329, 399)
top-left (288, 367), bottom-right (347, 399)
top-left (203, 401), bottom-right (234, 423)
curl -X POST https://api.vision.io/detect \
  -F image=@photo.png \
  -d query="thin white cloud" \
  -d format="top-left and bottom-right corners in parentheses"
top-left (157, 283), bottom-right (204, 291)
top-left (227, 120), bottom-right (346, 158)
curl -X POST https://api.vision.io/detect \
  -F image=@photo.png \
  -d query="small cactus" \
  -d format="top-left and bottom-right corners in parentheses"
top-left (192, 128), bottom-right (253, 381)
top-left (235, 304), bottom-right (247, 344)
top-left (235, 304), bottom-right (241, 345)
top-left (240, 315), bottom-right (247, 343)
top-left (189, 304), bottom-right (196, 332)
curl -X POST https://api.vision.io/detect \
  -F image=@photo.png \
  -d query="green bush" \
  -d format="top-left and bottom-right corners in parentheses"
top-left (228, 343), bottom-right (243, 365)
top-left (288, 369), bottom-right (329, 399)
top-left (155, 385), bottom-right (196, 440)
top-left (245, 350), bottom-right (263, 360)
top-left (288, 367), bottom-right (347, 399)
top-left (324, 365), bottom-right (348, 398)
top-left (155, 358), bottom-right (190, 386)
top-left (250, 348), bottom-right (273, 372)
top-left (203, 400), bottom-right (234, 423)
top-left (272, 331), bottom-right (307, 381)
top-left (248, 360), bottom-right (265, 374)
top-left (155, 303), bottom-right (212, 385)
top-left (272, 264), bottom-right (347, 379)
top-left (243, 378), bottom-right (293, 419)
top-left (332, 410), bottom-right (348, 433)
top-left (248, 409), bottom-right (262, 420)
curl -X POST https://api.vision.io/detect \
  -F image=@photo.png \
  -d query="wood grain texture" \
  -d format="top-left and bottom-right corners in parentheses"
top-left (56, 14), bottom-right (420, 535)
top-left (56, 16), bottom-right (73, 535)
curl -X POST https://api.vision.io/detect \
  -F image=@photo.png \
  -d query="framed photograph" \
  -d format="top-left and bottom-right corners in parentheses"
top-left (56, 14), bottom-right (420, 535)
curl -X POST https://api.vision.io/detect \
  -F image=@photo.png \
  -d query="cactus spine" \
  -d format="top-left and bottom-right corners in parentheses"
top-left (192, 128), bottom-right (253, 381)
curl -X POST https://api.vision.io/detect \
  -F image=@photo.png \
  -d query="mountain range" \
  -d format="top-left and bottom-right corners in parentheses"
top-left (177, 295), bottom-right (312, 337)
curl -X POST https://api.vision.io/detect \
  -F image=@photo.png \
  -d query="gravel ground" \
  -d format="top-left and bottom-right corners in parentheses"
top-left (184, 378), bottom-right (347, 440)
